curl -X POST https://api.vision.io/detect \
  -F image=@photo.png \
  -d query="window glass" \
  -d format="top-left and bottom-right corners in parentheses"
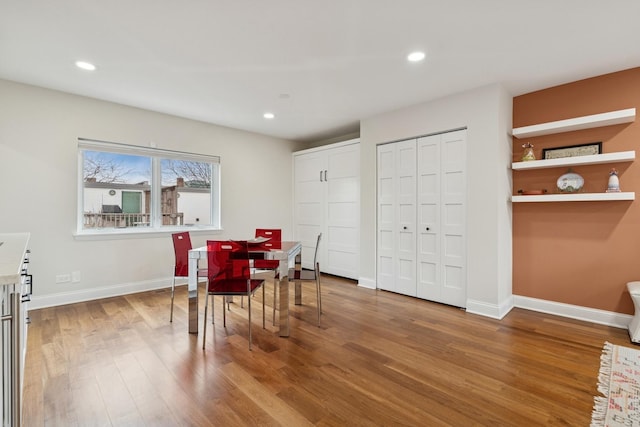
top-left (83, 151), bottom-right (152, 229)
top-left (160, 159), bottom-right (212, 227)
top-left (78, 139), bottom-right (220, 234)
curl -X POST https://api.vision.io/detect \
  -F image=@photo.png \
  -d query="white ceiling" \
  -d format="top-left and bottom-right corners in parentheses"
top-left (1, 1), bottom-right (640, 143)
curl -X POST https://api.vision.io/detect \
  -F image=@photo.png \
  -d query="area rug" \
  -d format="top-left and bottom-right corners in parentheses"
top-left (592, 341), bottom-right (640, 426)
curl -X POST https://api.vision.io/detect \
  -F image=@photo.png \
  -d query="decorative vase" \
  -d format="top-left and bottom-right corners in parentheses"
top-left (606, 168), bottom-right (621, 192)
top-left (521, 143), bottom-right (535, 161)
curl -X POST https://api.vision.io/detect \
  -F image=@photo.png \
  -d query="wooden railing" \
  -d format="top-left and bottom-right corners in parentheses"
top-left (83, 213), bottom-right (184, 228)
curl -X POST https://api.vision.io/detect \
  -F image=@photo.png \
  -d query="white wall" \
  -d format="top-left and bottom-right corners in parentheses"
top-left (359, 83), bottom-right (514, 319)
top-left (0, 79), bottom-right (301, 308)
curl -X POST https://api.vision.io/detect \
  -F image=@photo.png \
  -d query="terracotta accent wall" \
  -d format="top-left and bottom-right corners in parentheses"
top-left (513, 67), bottom-right (640, 314)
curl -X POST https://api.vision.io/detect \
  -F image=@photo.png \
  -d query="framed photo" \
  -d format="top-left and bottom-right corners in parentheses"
top-left (542, 142), bottom-right (602, 160)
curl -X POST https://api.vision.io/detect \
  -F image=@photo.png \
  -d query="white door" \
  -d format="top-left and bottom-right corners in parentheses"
top-left (377, 140), bottom-right (416, 295)
top-left (325, 144), bottom-right (360, 278)
top-left (440, 130), bottom-right (466, 307)
top-left (293, 141), bottom-right (360, 280)
top-left (377, 144), bottom-right (396, 292)
top-left (396, 141), bottom-right (417, 296)
top-left (417, 134), bottom-right (441, 301)
top-left (417, 130), bottom-right (466, 307)
top-left (294, 151), bottom-right (325, 270)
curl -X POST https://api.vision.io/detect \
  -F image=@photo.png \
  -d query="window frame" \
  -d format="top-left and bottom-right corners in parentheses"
top-left (76, 138), bottom-right (221, 238)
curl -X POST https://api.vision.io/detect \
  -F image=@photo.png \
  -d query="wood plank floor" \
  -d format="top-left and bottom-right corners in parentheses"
top-left (22, 274), bottom-right (632, 426)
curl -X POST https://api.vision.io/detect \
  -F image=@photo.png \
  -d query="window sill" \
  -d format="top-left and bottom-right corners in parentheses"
top-left (73, 226), bottom-right (223, 241)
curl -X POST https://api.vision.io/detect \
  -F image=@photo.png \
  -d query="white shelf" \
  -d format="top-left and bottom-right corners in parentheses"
top-left (512, 151), bottom-right (635, 170)
top-left (512, 192), bottom-right (635, 203)
top-left (512, 108), bottom-right (636, 138)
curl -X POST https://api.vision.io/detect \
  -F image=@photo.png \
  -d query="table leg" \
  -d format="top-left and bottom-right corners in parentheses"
top-left (278, 270), bottom-right (289, 337)
top-left (188, 256), bottom-right (199, 334)
top-left (294, 252), bottom-right (302, 305)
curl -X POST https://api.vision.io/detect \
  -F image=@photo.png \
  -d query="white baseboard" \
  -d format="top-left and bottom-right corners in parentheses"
top-left (29, 278), bottom-right (170, 310)
top-left (27, 277), bottom-right (633, 331)
top-left (513, 295), bottom-right (631, 329)
top-left (357, 277), bottom-right (376, 290)
top-left (466, 296), bottom-right (514, 320)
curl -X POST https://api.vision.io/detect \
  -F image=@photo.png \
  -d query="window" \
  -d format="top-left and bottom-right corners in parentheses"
top-left (78, 138), bottom-right (220, 234)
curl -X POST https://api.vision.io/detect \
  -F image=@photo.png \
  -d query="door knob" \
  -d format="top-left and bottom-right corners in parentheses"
top-left (426, 227), bottom-right (430, 231)
top-left (403, 226), bottom-right (407, 230)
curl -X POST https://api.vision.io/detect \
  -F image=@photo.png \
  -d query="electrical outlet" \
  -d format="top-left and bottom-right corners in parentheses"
top-left (56, 274), bottom-right (71, 283)
top-left (72, 271), bottom-right (81, 283)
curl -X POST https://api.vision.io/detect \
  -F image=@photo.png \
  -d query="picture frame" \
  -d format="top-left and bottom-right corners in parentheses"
top-left (541, 142), bottom-right (602, 160)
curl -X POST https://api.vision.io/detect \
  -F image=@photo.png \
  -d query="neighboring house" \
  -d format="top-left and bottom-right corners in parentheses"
top-left (83, 178), bottom-right (210, 227)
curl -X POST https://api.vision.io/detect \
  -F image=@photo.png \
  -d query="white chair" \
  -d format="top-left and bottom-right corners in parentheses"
top-left (289, 233), bottom-right (323, 326)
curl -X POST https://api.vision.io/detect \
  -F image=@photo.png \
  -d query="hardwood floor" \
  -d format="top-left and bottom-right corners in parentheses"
top-left (23, 274), bottom-right (631, 426)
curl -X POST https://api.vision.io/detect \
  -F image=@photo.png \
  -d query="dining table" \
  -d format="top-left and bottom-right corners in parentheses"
top-left (187, 240), bottom-right (303, 337)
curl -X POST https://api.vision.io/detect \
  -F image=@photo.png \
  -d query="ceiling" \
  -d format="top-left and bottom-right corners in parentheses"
top-left (2, 1), bottom-right (640, 143)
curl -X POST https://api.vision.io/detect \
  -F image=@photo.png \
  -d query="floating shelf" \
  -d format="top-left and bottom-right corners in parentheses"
top-left (512, 151), bottom-right (635, 170)
top-left (511, 192), bottom-right (635, 203)
top-left (512, 108), bottom-right (636, 138)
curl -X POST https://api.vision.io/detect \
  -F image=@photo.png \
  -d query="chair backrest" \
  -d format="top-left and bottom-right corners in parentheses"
top-left (313, 233), bottom-right (322, 266)
top-left (172, 232), bottom-right (193, 277)
top-left (206, 240), bottom-right (251, 284)
top-left (255, 229), bottom-right (282, 241)
top-left (256, 228), bottom-right (281, 245)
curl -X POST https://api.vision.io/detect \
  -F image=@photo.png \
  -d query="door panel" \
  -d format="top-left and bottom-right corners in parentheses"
top-left (396, 140), bottom-right (416, 296)
top-left (440, 130), bottom-right (467, 307)
top-left (325, 144), bottom-right (359, 278)
top-left (377, 144), bottom-right (396, 291)
top-left (417, 135), bottom-right (440, 300)
top-left (294, 142), bottom-right (359, 279)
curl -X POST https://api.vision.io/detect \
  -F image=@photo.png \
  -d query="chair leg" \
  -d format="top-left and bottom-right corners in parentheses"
top-left (262, 283), bottom-right (266, 329)
top-left (272, 273), bottom-right (277, 326)
top-left (170, 276), bottom-right (176, 322)
top-left (316, 263), bottom-right (322, 326)
top-left (202, 293), bottom-right (209, 349)
top-left (212, 294), bottom-right (215, 324)
top-left (248, 290), bottom-right (252, 351)
top-left (223, 296), bottom-right (227, 327)
top-left (317, 263), bottom-right (322, 313)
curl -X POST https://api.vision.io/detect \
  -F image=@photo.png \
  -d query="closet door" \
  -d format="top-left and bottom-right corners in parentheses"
top-left (293, 140), bottom-right (360, 279)
top-left (293, 150), bottom-right (326, 270)
top-left (325, 144), bottom-right (360, 279)
top-left (377, 140), bottom-right (417, 295)
top-left (417, 130), bottom-right (466, 307)
top-left (440, 130), bottom-right (466, 307)
top-left (377, 144), bottom-right (396, 292)
top-left (396, 141), bottom-right (417, 296)
top-left (416, 135), bottom-right (440, 301)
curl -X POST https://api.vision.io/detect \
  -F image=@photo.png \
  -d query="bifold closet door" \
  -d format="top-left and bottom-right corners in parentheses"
top-left (417, 130), bottom-right (466, 307)
top-left (377, 140), bottom-right (417, 296)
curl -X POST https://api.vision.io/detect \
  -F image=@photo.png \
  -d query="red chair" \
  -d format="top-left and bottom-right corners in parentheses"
top-left (203, 240), bottom-right (265, 350)
top-left (253, 229), bottom-right (282, 324)
top-left (170, 232), bottom-right (207, 322)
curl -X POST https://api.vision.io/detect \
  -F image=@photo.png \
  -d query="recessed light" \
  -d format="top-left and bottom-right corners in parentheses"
top-left (75, 61), bottom-right (96, 71)
top-left (263, 112), bottom-right (275, 119)
top-left (407, 51), bottom-right (426, 62)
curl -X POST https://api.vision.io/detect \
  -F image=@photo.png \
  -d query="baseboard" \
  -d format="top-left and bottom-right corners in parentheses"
top-left (466, 296), bottom-right (514, 320)
top-left (29, 278), bottom-right (170, 310)
top-left (513, 295), bottom-right (631, 329)
top-left (28, 277), bottom-right (633, 331)
top-left (357, 277), bottom-right (376, 290)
